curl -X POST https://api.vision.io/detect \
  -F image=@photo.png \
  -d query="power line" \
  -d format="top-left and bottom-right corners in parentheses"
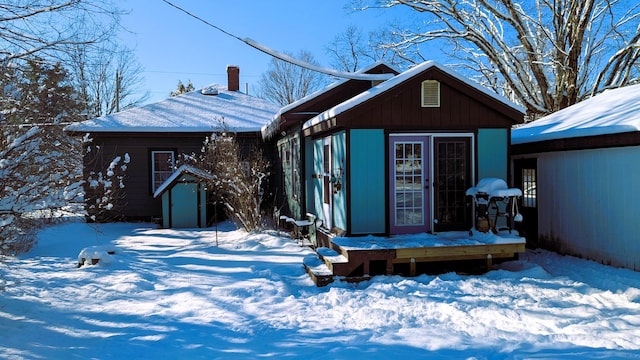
top-left (160, 0), bottom-right (395, 81)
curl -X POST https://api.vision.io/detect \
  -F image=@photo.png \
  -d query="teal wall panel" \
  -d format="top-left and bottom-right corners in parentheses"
top-left (349, 129), bottom-right (386, 234)
top-left (304, 137), bottom-right (314, 217)
top-left (199, 183), bottom-right (207, 227)
top-left (171, 181), bottom-right (198, 228)
top-left (162, 192), bottom-right (170, 227)
top-left (312, 138), bottom-right (324, 221)
top-left (277, 135), bottom-right (302, 219)
top-left (478, 128), bottom-right (508, 180)
top-left (332, 131), bottom-right (347, 230)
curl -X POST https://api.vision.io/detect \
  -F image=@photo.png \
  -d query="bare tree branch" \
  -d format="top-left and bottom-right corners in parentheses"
top-left (360, 0), bottom-right (640, 117)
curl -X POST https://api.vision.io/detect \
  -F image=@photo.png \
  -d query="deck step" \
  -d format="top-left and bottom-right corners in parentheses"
top-left (316, 246), bottom-right (354, 276)
top-left (303, 254), bottom-right (334, 287)
top-left (317, 247), bottom-right (348, 263)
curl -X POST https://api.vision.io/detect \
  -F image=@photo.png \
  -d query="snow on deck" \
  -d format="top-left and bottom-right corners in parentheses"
top-left (332, 230), bottom-right (525, 251)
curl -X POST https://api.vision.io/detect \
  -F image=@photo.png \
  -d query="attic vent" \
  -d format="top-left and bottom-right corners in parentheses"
top-left (201, 87), bottom-right (219, 96)
top-left (421, 80), bottom-right (440, 107)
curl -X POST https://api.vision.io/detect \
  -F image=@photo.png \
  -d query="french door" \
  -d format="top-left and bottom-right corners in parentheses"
top-left (433, 137), bottom-right (472, 232)
top-left (389, 136), bottom-right (431, 234)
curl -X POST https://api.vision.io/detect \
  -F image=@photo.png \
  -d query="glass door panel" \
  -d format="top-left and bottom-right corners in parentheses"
top-left (390, 136), bottom-right (430, 234)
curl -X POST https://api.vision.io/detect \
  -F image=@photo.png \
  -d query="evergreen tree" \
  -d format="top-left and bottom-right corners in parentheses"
top-left (0, 60), bottom-right (85, 254)
top-left (1, 60), bottom-right (84, 125)
top-left (170, 80), bottom-right (195, 97)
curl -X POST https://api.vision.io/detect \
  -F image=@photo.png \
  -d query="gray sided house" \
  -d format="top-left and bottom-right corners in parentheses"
top-left (267, 61), bottom-right (524, 247)
top-left (512, 84), bottom-right (640, 270)
top-left (66, 66), bottom-right (280, 224)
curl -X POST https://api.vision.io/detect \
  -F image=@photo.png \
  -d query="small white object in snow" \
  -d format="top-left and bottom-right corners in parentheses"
top-left (77, 245), bottom-right (117, 267)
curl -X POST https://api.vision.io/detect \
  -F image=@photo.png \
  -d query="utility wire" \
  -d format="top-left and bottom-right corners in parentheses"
top-left (160, 0), bottom-right (395, 81)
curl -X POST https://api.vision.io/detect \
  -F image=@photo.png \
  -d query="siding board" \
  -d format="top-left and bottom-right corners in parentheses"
top-left (349, 129), bottom-right (386, 234)
top-left (537, 146), bottom-right (640, 269)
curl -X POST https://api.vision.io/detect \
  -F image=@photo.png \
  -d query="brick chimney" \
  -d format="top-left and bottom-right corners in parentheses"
top-left (227, 65), bottom-right (240, 91)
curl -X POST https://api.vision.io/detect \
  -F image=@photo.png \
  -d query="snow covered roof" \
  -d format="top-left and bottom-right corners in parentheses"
top-left (512, 84), bottom-right (640, 145)
top-left (153, 164), bottom-right (214, 198)
top-left (303, 61), bottom-right (525, 130)
top-left (261, 62), bottom-right (398, 139)
top-left (66, 85), bottom-right (280, 133)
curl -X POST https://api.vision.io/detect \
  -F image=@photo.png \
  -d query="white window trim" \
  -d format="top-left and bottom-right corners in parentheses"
top-left (151, 150), bottom-right (175, 192)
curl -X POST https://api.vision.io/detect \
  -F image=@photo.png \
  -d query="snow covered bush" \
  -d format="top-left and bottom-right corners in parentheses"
top-left (0, 61), bottom-right (87, 255)
top-left (0, 124), bottom-right (84, 254)
top-left (190, 130), bottom-right (270, 232)
top-left (83, 136), bottom-right (130, 222)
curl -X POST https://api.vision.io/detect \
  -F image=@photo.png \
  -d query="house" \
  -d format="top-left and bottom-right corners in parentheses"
top-left (511, 83), bottom-right (640, 270)
top-left (298, 61), bottom-right (524, 242)
top-left (65, 66), bottom-right (280, 223)
top-left (262, 62), bottom-right (398, 222)
top-left (267, 61), bottom-right (526, 282)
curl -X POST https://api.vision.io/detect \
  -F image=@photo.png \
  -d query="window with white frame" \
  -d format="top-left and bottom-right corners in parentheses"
top-left (151, 150), bottom-right (175, 192)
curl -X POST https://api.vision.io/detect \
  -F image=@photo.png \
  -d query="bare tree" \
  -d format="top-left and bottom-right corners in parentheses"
top-left (181, 120), bottom-right (270, 232)
top-left (326, 25), bottom-right (401, 72)
top-left (69, 43), bottom-right (149, 117)
top-left (0, 0), bottom-right (121, 63)
top-left (257, 50), bottom-right (329, 106)
top-left (358, 0), bottom-right (640, 117)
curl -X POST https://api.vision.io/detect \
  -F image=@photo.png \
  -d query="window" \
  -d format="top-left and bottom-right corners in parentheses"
top-left (421, 80), bottom-right (440, 107)
top-left (522, 168), bottom-right (537, 208)
top-left (151, 150), bottom-right (175, 192)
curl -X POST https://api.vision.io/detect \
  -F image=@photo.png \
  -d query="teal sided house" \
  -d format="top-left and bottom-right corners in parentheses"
top-left (267, 61), bottom-right (526, 283)
top-left (302, 61), bottom-right (524, 242)
top-left (262, 63), bottom-right (398, 223)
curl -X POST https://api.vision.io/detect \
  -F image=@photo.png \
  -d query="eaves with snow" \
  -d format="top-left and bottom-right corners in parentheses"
top-left (512, 83), bottom-right (640, 145)
top-left (261, 61), bottom-right (399, 139)
top-left (65, 85), bottom-right (281, 133)
top-left (302, 60), bottom-right (525, 131)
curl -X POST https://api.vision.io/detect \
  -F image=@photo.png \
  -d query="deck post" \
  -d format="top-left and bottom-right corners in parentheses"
top-left (486, 254), bottom-right (493, 270)
top-left (410, 258), bottom-right (416, 277)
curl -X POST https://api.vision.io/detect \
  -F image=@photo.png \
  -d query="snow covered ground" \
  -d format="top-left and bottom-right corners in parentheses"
top-left (2, 220), bottom-right (640, 359)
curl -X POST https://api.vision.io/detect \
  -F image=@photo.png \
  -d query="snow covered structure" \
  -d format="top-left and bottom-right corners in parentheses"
top-left (300, 61), bottom-right (524, 242)
top-left (512, 83), bottom-right (640, 270)
top-left (265, 61), bottom-right (526, 281)
top-left (65, 66), bottom-right (280, 224)
top-left (153, 165), bottom-right (215, 228)
top-left (262, 62), bottom-right (398, 224)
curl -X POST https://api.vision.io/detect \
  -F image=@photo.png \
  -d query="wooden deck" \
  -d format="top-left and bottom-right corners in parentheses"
top-left (303, 230), bottom-right (526, 286)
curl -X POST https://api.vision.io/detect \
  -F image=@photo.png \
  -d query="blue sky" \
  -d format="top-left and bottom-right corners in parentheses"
top-left (119, 1), bottom-right (412, 104)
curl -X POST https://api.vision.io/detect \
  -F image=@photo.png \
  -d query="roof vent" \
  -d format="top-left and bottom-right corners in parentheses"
top-left (421, 80), bottom-right (440, 107)
top-left (201, 87), bottom-right (219, 96)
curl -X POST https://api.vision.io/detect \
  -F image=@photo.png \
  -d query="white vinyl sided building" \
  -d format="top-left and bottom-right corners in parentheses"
top-left (511, 84), bottom-right (640, 270)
